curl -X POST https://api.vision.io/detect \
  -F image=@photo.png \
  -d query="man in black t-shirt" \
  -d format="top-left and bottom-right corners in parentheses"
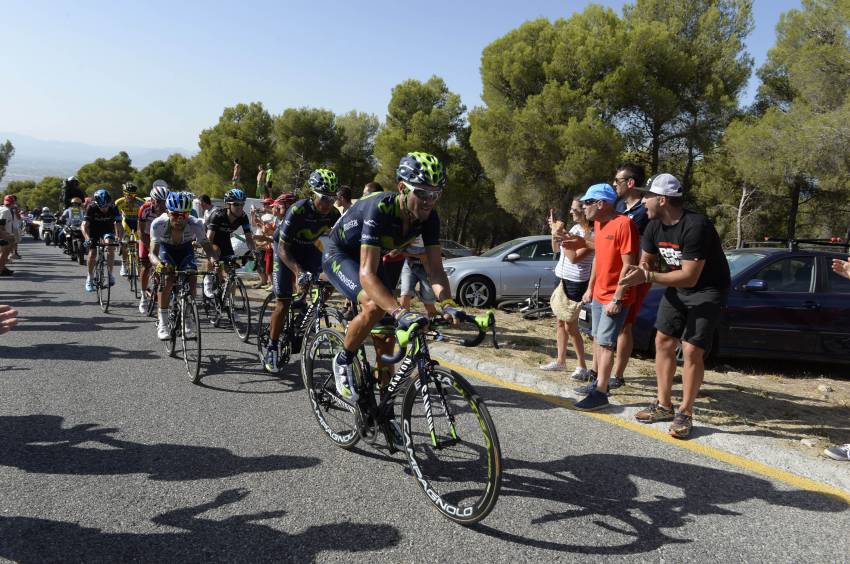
top-left (619, 173), bottom-right (730, 439)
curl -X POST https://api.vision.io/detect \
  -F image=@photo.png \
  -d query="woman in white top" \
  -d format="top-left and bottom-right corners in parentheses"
top-left (540, 198), bottom-right (594, 378)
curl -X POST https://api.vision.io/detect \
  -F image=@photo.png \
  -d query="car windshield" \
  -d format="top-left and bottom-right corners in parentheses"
top-left (725, 252), bottom-right (768, 278)
top-left (481, 240), bottom-right (522, 258)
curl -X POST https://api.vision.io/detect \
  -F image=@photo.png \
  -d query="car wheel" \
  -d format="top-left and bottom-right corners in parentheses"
top-left (457, 276), bottom-right (495, 308)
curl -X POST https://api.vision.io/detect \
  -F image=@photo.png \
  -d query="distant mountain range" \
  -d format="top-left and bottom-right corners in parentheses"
top-left (0, 131), bottom-right (195, 188)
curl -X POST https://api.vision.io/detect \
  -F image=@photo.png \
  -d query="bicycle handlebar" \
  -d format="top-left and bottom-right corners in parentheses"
top-left (378, 311), bottom-right (498, 365)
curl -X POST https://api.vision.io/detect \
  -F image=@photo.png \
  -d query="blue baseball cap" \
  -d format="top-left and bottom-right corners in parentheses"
top-left (579, 183), bottom-right (617, 203)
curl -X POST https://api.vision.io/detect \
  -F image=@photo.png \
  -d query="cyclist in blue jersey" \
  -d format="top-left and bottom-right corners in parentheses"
top-left (322, 152), bottom-right (466, 403)
top-left (263, 169), bottom-right (341, 372)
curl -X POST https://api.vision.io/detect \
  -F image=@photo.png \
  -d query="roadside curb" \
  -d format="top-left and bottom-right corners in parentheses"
top-left (430, 344), bottom-right (850, 501)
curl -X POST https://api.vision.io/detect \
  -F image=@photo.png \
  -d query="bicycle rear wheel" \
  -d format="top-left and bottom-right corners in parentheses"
top-left (303, 328), bottom-right (360, 449)
top-left (521, 306), bottom-right (552, 320)
top-left (227, 276), bottom-right (251, 342)
top-left (180, 296), bottom-right (202, 383)
top-left (128, 251), bottom-right (140, 299)
top-left (146, 275), bottom-right (160, 318)
top-left (401, 366), bottom-right (502, 525)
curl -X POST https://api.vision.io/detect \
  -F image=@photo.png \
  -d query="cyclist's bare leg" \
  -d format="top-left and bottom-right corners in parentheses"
top-left (106, 245), bottom-right (116, 274)
top-left (343, 298), bottom-right (385, 353)
top-left (86, 247), bottom-right (96, 277)
top-left (159, 276), bottom-right (175, 310)
top-left (269, 298), bottom-right (290, 342)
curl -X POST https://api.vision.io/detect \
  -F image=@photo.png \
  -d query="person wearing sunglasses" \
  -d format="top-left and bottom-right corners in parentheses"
top-left (149, 192), bottom-right (219, 340)
top-left (204, 188), bottom-right (255, 298)
top-left (82, 189), bottom-right (123, 292)
top-left (262, 169), bottom-right (341, 372)
top-left (321, 152), bottom-right (466, 409)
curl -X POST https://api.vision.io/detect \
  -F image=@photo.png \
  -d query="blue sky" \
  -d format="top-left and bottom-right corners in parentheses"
top-left (2, 0), bottom-right (800, 150)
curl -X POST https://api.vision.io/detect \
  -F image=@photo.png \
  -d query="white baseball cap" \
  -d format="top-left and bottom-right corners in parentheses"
top-left (638, 173), bottom-right (683, 197)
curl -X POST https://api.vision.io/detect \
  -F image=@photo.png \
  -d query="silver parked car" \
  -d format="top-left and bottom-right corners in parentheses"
top-left (439, 239), bottom-right (474, 259)
top-left (443, 235), bottom-right (558, 308)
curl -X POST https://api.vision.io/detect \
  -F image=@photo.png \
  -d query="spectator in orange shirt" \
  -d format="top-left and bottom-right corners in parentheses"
top-left (568, 183), bottom-right (639, 411)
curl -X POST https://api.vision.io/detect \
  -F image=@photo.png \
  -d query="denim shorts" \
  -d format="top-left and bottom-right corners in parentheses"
top-left (591, 300), bottom-right (630, 348)
top-left (399, 260), bottom-right (436, 304)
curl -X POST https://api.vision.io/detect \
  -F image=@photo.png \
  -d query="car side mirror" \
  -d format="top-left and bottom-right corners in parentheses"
top-left (505, 253), bottom-right (521, 262)
top-left (743, 279), bottom-right (768, 292)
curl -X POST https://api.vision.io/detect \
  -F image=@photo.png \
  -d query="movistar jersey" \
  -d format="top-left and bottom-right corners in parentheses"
top-left (328, 191), bottom-right (439, 256)
top-left (278, 198), bottom-right (340, 247)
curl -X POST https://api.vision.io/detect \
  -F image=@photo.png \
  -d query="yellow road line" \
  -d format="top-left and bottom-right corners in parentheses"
top-left (435, 357), bottom-right (850, 504)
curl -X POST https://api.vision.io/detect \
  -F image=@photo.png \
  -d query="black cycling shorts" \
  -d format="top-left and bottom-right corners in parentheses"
top-left (322, 243), bottom-right (403, 304)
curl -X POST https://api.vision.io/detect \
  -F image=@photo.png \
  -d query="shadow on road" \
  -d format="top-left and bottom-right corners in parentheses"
top-left (0, 415), bottom-right (320, 481)
top-left (0, 342), bottom-right (158, 361)
top-left (11, 315), bottom-right (138, 333)
top-left (472, 453), bottom-right (848, 555)
top-left (0, 488), bottom-right (400, 562)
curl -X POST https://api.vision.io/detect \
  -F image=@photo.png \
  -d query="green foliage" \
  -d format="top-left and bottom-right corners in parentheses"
top-left (470, 9), bottom-right (624, 224)
top-left (75, 152), bottom-right (136, 201)
top-left (133, 153), bottom-right (189, 196)
top-left (4, 177), bottom-right (63, 211)
top-left (726, 0), bottom-right (850, 240)
top-left (374, 76), bottom-right (465, 188)
top-left (0, 140), bottom-right (14, 185)
top-left (273, 107), bottom-right (341, 193)
top-left (196, 102), bottom-right (273, 196)
top-left (335, 110), bottom-right (379, 191)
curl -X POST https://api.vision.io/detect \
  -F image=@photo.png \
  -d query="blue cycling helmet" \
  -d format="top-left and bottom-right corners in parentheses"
top-left (166, 192), bottom-right (193, 213)
top-left (224, 188), bottom-right (246, 203)
top-left (93, 189), bottom-right (112, 207)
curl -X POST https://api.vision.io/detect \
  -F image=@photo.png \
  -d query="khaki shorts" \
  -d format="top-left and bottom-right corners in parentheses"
top-left (550, 281), bottom-right (583, 323)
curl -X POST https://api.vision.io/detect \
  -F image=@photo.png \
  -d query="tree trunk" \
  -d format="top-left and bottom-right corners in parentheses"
top-left (736, 183), bottom-right (753, 249)
top-left (683, 138), bottom-right (696, 193)
top-left (786, 178), bottom-right (802, 241)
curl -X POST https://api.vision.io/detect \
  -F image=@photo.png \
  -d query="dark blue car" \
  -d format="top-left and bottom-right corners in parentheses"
top-left (578, 245), bottom-right (850, 365)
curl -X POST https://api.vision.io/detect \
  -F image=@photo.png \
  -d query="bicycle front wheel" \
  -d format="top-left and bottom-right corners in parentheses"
top-left (180, 296), bottom-right (202, 383)
top-left (129, 252), bottom-right (140, 299)
top-left (256, 292), bottom-right (288, 374)
top-left (303, 328), bottom-right (360, 449)
top-left (401, 366), bottom-right (502, 525)
top-left (227, 277), bottom-right (251, 342)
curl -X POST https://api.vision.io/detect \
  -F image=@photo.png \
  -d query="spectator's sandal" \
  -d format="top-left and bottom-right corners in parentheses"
top-left (634, 400), bottom-right (675, 423)
top-left (668, 412), bottom-right (693, 439)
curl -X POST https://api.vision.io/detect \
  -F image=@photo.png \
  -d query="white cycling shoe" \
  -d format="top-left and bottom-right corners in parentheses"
top-left (332, 352), bottom-right (359, 403)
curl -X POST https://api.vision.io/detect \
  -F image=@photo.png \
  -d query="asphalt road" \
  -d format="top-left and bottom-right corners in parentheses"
top-left (1, 238), bottom-right (848, 563)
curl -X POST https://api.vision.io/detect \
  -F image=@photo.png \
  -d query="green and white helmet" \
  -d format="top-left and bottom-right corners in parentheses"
top-left (396, 152), bottom-right (447, 188)
top-left (308, 169), bottom-right (338, 196)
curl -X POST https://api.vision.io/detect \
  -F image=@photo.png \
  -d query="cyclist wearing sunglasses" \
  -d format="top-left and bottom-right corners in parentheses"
top-left (150, 192), bottom-right (219, 340)
top-left (263, 169), bottom-right (341, 372)
top-left (322, 151), bottom-right (467, 402)
top-left (204, 188), bottom-right (255, 298)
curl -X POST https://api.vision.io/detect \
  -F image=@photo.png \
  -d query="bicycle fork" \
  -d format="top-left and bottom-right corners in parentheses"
top-left (414, 353), bottom-right (459, 449)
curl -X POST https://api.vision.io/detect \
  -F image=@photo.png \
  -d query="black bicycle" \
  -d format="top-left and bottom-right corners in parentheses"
top-left (162, 268), bottom-right (203, 383)
top-left (202, 256), bottom-right (252, 341)
top-left (256, 278), bottom-right (345, 375)
top-left (498, 277), bottom-right (553, 320)
top-left (92, 241), bottom-right (120, 313)
top-left (303, 313), bottom-right (502, 525)
top-left (145, 270), bottom-right (162, 318)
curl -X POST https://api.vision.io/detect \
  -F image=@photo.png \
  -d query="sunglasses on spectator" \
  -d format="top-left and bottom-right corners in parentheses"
top-left (169, 211), bottom-right (189, 218)
top-left (570, 207), bottom-right (583, 213)
top-left (612, 176), bottom-right (632, 184)
top-left (403, 182), bottom-right (442, 202)
top-left (582, 199), bottom-right (599, 206)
